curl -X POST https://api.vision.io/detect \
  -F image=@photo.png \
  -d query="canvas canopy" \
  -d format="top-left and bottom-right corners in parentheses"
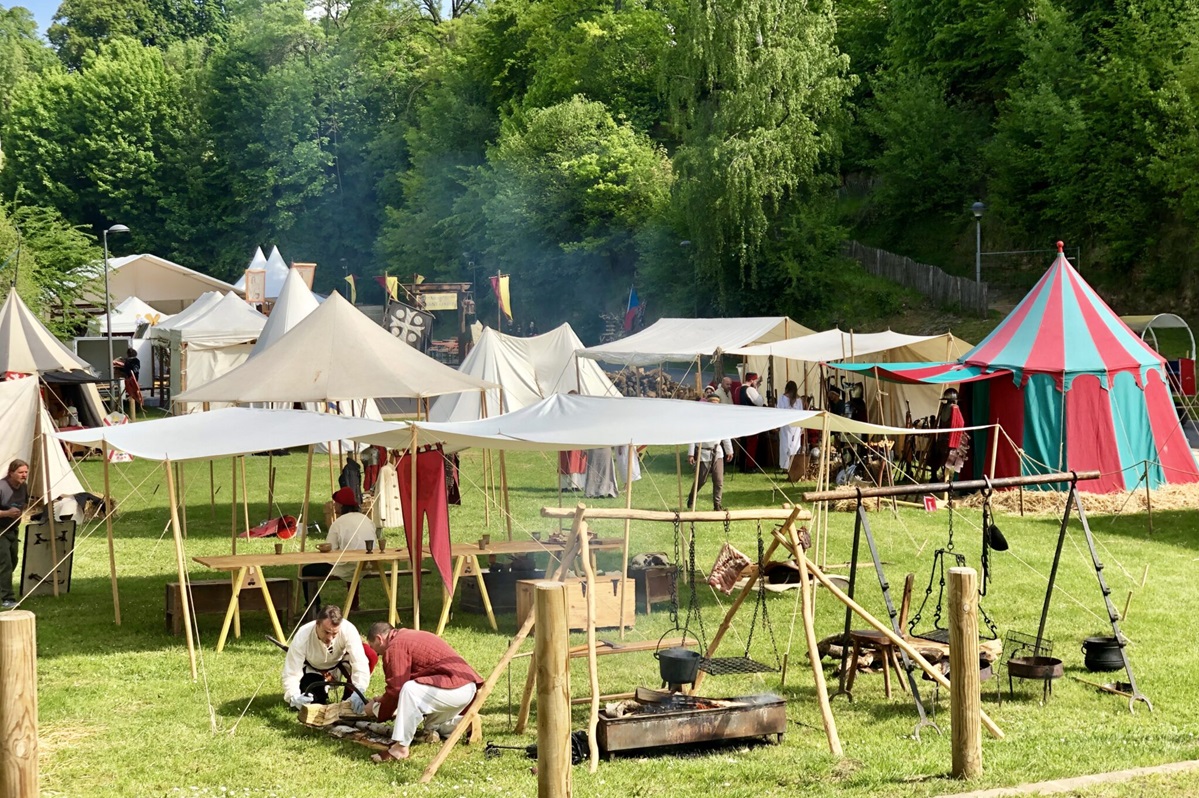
top-left (0, 288), bottom-right (96, 375)
top-left (250, 268), bottom-right (320, 356)
top-left (1120, 313), bottom-right (1196, 360)
top-left (176, 292), bottom-right (497, 404)
top-left (94, 254), bottom-right (241, 314)
top-left (233, 246), bottom-right (290, 300)
top-left (578, 317), bottom-right (814, 367)
top-left (91, 296), bottom-right (173, 335)
top-left (161, 292), bottom-right (266, 348)
top-left (429, 324), bottom-right (619, 422)
top-left (147, 291), bottom-right (223, 341)
top-left (1, 377), bottom-right (85, 501)
top-left (56, 407), bottom-right (399, 462)
top-left (356, 394), bottom-right (949, 453)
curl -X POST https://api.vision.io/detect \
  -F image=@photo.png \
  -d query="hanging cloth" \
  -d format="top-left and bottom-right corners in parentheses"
top-left (397, 446), bottom-right (453, 595)
top-left (372, 462), bottom-right (404, 530)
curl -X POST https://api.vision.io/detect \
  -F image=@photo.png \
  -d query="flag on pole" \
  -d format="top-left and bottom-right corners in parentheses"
top-left (623, 285), bottom-right (643, 331)
top-left (490, 274), bottom-right (513, 320)
top-left (344, 274), bottom-right (356, 304)
top-left (385, 275), bottom-right (399, 302)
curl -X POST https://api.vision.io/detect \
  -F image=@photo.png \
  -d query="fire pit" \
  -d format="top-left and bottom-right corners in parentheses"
top-left (1007, 655), bottom-right (1064, 703)
top-left (597, 688), bottom-right (786, 759)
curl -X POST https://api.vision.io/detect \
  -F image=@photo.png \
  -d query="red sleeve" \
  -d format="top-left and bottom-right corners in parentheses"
top-left (376, 642), bottom-right (411, 722)
top-left (947, 406), bottom-right (966, 449)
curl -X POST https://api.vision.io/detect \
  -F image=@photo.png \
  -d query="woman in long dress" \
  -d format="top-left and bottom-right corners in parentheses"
top-left (777, 380), bottom-right (805, 471)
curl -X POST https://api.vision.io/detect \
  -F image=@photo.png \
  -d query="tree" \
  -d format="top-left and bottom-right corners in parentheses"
top-left (667, 0), bottom-right (854, 312)
top-left (48, 0), bottom-right (228, 70)
top-left (0, 6), bottom-right (58, 120)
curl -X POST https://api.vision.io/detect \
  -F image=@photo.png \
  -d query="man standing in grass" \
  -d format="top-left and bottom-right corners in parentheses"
top-left (364, 621), bottom-right (482, 763)
top-left (0, 459), bottom-right (30, 609)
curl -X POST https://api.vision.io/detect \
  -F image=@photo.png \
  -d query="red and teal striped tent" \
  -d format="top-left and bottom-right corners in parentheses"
top-left (836, 244), bottom-right (1199, 491)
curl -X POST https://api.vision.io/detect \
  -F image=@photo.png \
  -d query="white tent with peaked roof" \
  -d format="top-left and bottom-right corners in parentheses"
top-left (92, 254), bottom-right (241, 314)
top-left (157, 293), bottom-right (266, 409)
top-left (250, 268), bottom-right (319, 357)
top-left (234, 245), bottom-right (290, 300)
top-left (430, 324), bottom-right (618, 422)
top-left (0, 288), bottom-right (95, 375)
top-left (91, 296), bottom-right (173, 335)
top-left (175, 292), bottom-right (498, 404)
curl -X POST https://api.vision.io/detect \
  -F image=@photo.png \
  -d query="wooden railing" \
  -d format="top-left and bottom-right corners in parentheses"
top-left (844, 241), bottom-right (990, 317)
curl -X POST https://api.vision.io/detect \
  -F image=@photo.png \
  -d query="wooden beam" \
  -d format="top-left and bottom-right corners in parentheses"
top-left (535, 582), bottom-right (571, 798)
top-left (541, 506), bottom-right (810, 522)
top-left (102, 442), bottom-right (120, 625)
top-left (802, 470), bottom-right (1100, 502)
top-left (577, 519), bottom-right (600, 773)
top-left (164, 460), bottom-right (198, 681)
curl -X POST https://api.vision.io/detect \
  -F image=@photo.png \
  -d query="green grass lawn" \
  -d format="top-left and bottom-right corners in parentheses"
top-left (20, 445), bottom-right (1199, 797)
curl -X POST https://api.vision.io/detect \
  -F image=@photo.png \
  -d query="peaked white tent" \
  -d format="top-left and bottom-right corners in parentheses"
top-left (175, 292), bottom-right (498, 404)
top-left (147, 291), bottom-right (223, 341)
top-left (91, 296), bottom-right (173, 335)
top-left (156, 293), bottom-right (267, 408)
top-left (1, 376), bottom-right (85, 501)
top-left (429, 324), bottom-right (619, 422)
top-left (93, 254), bottom-right (241, 314)
top-left (233, 245), bottom-right (290, 300)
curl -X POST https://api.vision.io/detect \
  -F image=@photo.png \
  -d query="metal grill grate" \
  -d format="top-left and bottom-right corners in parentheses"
top-left (699, 656), bottom-right (778, 676)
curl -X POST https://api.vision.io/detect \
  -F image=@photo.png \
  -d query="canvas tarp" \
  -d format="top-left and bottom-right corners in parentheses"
top-left (147, 291), bottom-right (223, 341)
top-left (429, 324), bottom-right (619, 422)
top-left (161, 292), bottom-right (266, 348)
top-left (1, 377), bottom-right (85, 501)
top-left (355, 394), bottom-right (963, 453)
top-left (175, 292), bottom-right (498, 404)
top-left (92, 254), bottom-right (241, 314)
top-left (56, 407), bottom-right (400, 462)
top-left (0, 289), bottom-right (96, 375)
top-left (577, 317), bottom-right (814, 367)
top-left (91, 296), bottom-right (173, 335)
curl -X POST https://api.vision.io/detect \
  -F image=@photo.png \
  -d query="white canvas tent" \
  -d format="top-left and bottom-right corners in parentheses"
top-left (1, 376), bottom-right (85, 502)
top-left (429, 324), bottom-right (619, 422)
top-left (90, 296), bottom-right (173, 335)
top-left (157, 293), bottom-right (267, 410)
top-left (578, 317), bottom-right (814, 367)
top-left (0, 288), bottom-right (106, 426)
top-left (730, 329), bottom-right (974, 425)
top-left (146, 291), bottom-right (223, 341)
top-left (92, 254), bottom-right (241, 314)
top-left (175, 292), bottom-right (498, 404)
top-left (233, 245), bottom-right (290, 300)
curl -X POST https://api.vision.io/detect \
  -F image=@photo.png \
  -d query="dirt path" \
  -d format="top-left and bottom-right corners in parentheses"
top-left (936, 760), bottom-right (1199, 797)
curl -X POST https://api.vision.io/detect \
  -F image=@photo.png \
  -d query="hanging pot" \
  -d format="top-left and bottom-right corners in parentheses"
top-left (1082, 636), bottom-right (1124, 672)
top-left (654, 647), bottom-right (701, 685)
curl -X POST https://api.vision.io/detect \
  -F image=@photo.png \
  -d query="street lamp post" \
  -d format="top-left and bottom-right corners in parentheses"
top-left (103, 224), bottom-right (129, 409)
top-left (972, 202), bottom-right (985, 284)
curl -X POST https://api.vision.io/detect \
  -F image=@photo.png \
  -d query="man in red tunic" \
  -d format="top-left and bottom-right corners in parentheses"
top-left (364, 621), bottom-right (483, 762)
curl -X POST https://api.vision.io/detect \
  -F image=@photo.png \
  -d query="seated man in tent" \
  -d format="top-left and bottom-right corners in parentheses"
top-left (112, 347), bottom-right (144, 411)
top-left (0, 460), bottom-right (30, 608)
top-left (301, 488), bottom-right (377, 616)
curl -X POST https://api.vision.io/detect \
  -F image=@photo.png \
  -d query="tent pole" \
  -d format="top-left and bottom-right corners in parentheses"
top-left (819, 415), bottom-right (831, 568)
top-left (695, 356), bottom-right (702, 396)
top-left (209, 461), bottom-right (215, 520)
top-left (164, 459), bottom-right (198, 681)
top-left (675, 445), bottom-right (683, 510)
top-left (267, 453), bottom-right (274, 515)
top-left (230, 458), bottom-right (238, 555)
top-left (480, 390), bottom-right (491, 528)
top-left (178, 462), bottom-right (188, 540)
top-left (989, 422), bottom-right (1000, 480)
top-left (498, 388), bottom-right (512, 540)
top-left (300, 445), bottom-right (314, 551)
top-left (240, 456), bottom-right (250, 538)
top-left (618, 444), bottom-right (634, 638)
top-left (101, 441), bottom-right (120, 624)
top-left (409, 420), bottom-right (421, 631)
top-left (36, 414), bottom-right (60, 598)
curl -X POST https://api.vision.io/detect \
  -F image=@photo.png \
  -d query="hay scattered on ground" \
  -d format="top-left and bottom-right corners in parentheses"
top-left (956, 481), bottom-right (1199, 517)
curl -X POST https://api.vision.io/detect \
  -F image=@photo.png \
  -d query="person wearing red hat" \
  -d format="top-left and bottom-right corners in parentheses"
top-left (300, 487), bottom-right (378, 617)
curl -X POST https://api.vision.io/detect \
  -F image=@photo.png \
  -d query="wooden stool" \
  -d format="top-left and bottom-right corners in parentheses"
top-left (845, 629), bottom-right (908, 699)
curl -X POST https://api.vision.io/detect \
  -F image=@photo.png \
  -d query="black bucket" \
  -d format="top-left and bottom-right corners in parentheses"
top-left (1082, 636), bottom-right (1124, 672)
top-left (654, 647), bottom-right (701, 685)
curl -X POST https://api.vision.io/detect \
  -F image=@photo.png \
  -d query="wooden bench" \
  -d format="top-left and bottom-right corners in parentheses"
top-left (165, 578), bottom-right (292, 636)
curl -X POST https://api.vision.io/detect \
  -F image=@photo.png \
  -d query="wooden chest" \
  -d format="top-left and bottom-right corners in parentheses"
top-left (515, 577), bottom-right (635, 631)
top-left (165, 578), bottom-right (291, 636)
top-left (628, 565), bottom-right (678, 614)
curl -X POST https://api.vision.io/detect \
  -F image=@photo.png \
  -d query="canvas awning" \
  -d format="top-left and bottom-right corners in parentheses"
top-left (356, 394), bottom-right (954, 452)
top-left (577, 317), bottom-right (814, 367)
top-left (729, 329), bottom-right (958, 361)
top-left (0, 289), bottom-right (96, 375)
top-left (55, 408), bottom-right (400, 462)
top-left (830, 361), bottom-right (998, 384)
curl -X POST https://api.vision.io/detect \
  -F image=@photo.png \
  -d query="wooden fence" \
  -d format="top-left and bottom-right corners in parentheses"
top-left (844, 241), bottom-right (990, 317)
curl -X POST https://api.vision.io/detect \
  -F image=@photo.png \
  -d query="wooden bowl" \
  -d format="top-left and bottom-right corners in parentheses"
top-left (317, 543), bottom-right (333, 553)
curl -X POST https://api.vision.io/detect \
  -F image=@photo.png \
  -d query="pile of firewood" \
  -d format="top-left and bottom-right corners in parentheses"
top-left (607, 368), bottom-right (701, 400)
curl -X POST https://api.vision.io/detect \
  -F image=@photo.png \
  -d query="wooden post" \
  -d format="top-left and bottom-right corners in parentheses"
top-left (577, 520), bottom-right (600, 772)
top-left (239, 457), bottom-right (250, 540)
top-left (499, 451), bottom-right (513, 541)
top-left (163, 460), bottom-right (198, 681)
top-left (535, 582), bottom-right (572, 798)
top-left (101, 443), bottom-right (120, 625)
top-left (949, 567), bottom-right (982, 779)
top-left (618, 444), bottom-right (635, 638)
top-left (790, 525), bottom-right (842, 757)
top-left (988, 422), bottom-right (1000, 480)
top-left (299, 445), bottom-right (315, 551)
top-left (230, 458), bottom-right (238, 555)
top-left (0, 610), bottom-right (37, 798)
top-left (409, 423), bottom-right (421, 631)
top-left (178, 462), bottom-right (188, 540)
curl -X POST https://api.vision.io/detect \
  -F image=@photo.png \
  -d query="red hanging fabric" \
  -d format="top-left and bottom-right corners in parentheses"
top-left (1064, 375), bottom-right (1126, 493)
top-left (1144, 370), bottom-right (1199, 483)
top-left (397, 446), bottom-right (453, 595)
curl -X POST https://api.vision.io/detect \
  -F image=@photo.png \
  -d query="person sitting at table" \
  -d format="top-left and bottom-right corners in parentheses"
top-left (301, 487), bottom-right (377, 617)
top-left (364, 621), bottom-right (483, 762)
top-left (282, 605), bottom-right (376, 711)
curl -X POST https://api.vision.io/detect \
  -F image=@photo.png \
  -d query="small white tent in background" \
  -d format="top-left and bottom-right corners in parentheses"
top-left (233, 245), bottom-right (290, 300)
top-left (90, 296), bottom-right (173, 335)
top-left (430, 324), bottom-right (619, 422)
top-left (89, 253), bottom-right (242, 315)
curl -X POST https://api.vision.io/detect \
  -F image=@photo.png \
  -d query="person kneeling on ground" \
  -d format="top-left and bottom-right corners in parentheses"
top-left (364, 621), bottom-right (483, 763)
top-left (282, 605), bottom-right (377, 712)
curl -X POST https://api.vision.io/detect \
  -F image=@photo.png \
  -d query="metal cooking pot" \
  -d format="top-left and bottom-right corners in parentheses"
top-left (1082, 636), bottom-right (1124, 672)
top-left (654, 647), bottom-right (701, 685)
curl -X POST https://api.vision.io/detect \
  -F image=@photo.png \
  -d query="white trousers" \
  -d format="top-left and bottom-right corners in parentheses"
top-left (391, 681), bottom-right (477, 746)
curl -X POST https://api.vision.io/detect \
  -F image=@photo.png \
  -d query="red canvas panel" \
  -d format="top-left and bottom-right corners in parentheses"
top-left (1064, 375), bottom-right (1126, 493)
top-left (988, 375), bottom-right (1024, 479)
top-left (1143, 370), bottom-right (1199, 483)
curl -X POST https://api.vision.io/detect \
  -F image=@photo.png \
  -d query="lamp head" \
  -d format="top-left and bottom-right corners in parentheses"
top-left (971, 201), bottom-right (985, 219)
top-left (106, 224), bottom-right (130, 235)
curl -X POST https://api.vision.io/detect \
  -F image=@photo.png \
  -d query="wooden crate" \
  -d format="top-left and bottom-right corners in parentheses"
top-left (628, 566), bottom-right (678, 614)
top-left (165, 578), bottom-right (292, 636)
top-left (515, 577), bottom-right (635, 632)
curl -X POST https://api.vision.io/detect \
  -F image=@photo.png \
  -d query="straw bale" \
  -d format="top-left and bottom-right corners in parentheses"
top-left (956, 481), bottom-right (1199, 517)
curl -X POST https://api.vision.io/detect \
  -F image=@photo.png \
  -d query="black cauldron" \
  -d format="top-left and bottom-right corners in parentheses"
top-left (1082, 636), bottom-right (1124, 672)
top-left (655, 647), bottom-right (701, 685)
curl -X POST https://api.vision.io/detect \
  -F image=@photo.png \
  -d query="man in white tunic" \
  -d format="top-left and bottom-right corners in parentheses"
top-left (282, 605), bottom-right (373, 711)
top-left (302, 487), bottom-right (377, 615)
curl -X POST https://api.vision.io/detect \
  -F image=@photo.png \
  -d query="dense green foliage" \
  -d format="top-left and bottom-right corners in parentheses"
top-left (3, 0), bottom-right (1199, 335)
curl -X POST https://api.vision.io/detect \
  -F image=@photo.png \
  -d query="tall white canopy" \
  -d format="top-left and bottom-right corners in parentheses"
top-left (92, 296), bottom-right (173, 335)
top-left (147, 291), bottom-right (224, 341)
top-left (578, 317), bottom-right (814, 367)
top-left (0, 288), bottom-right (95, 375)
top-left (430, 324), bottom-right (619, 422)
top-left (233, 245), bottom-right (290, 300)
top-left (175, 292), bottom-right (498, 403)
top-left (56, 407), bottom-right (399, 463)
top-left (357, 394), bottom-right (925, 452)
top-left (250, 268), bottom-right (320, 357)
